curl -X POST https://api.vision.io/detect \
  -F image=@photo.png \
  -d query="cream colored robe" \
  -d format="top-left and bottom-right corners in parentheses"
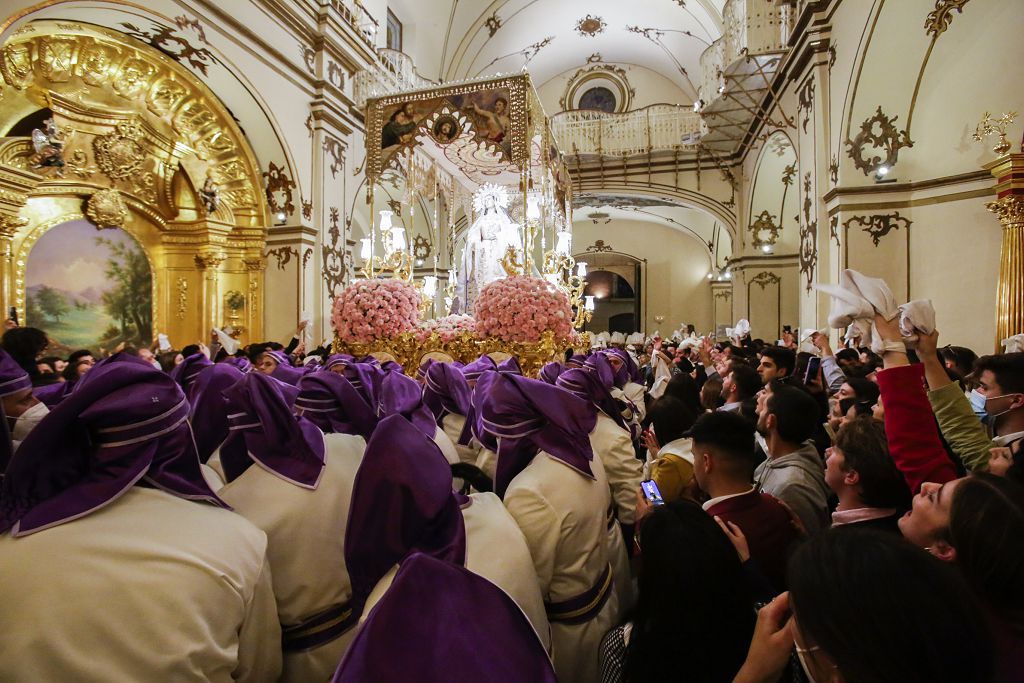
top-left (441, 413), bottom-right (480, 465)
top-left (589, 413), bottom-right (641, 612)
top-left (0, 487), bottom-right (281, 682)
top-left (503, 451), bottom-right (621, 683)
top-left (216, 431), bottom-right (365, 683)
top-left (360, 492), bottom-right (551, 654)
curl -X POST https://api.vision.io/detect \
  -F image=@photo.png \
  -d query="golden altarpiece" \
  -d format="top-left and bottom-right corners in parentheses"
top-left (0, 20), bottom-right (267, 349)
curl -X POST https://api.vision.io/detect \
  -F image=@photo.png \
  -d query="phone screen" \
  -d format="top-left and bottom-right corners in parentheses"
top-left (641, 480), bottom-right (665, 506)
top-left (804, 356), bottom-right (822, 383)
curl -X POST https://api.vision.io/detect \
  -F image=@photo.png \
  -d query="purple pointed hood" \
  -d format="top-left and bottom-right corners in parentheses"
top-left (264, 349), bottom-right (307, 386)
top-left (557, 367), bottom-right (628, 432)
top-left (344, 415), bottom-right (466, 610)
top-left (324, 354), bottom-right (356, 373)
top-left (169, 353), bottom-right (213, 394)
top-left (33, 379), bottom-right (74, 408)
top-left (222, 356), bottom-right (253, 373)
top-left (481, 373), bottom-right (597, 497)
top-left (497, 356), bottom-right (523, 375)
top-left (603, 348), bottom-right (641, 386)
top-left (1, 358), bottom-right (225, 537)
top-left (377, 371), bottom-right (437, 438)
top-left (219, 372), bottom-right (326, 489)
top-left (566, 353), bottom-right (589, 368)
top-left (296, 371), bottom-right (378, 438)
top-left (343, 362), bottom-right (385, 411)
top-left (538, 361), bottom-right (565, 385)
top-left (333, 553), bottom-right (557, 683)
top-left (423, 362), bottom-right (472, 425)
top-left (187, 363), bottom-right (244, 463)
top-left (461, 355), bottom-right (497, 383)
top-left (461, 368), bottom-right (499, 451)
top-left (0, 349), bottom-right (31, 472)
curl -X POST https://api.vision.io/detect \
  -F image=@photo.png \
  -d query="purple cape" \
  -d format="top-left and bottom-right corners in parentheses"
top-left (265, 349), bottom-right (307, 386)
top-left (481, 373), bottom-right (597, 497)
top-left (187, 363), bottom-right (245, 463)
top-left (422, 362), bottom-right (471, 426)
top-left (461, 368), bottom-right (499, 450)
top-left (0, 349), bottom-right (32, 472)
top-left (169, 353), bottom-right (213, 394)
top-left (377, 371), bottom-right (437, 439)
top-left (332, 553), bottom-right (556, 683)
top-left (343, 363), bottom-right (385, 412)
top-left (220, 372), bottom-right (326, 489)
top-left (1, 359), bottom-right (225, 537)
top-left (222, 356), bottom-right (253, 373)
top-left (497, 356), bottom-right (523, 375)
top-left (344, 415), bottom-right (466, 611)
top-left (296, 371), bottom-right (379, 438)
top-left (603, 347), bottom-right (642, 386)
top-left (324, 354), bottom-right (355, 373)
top-left (416, 358), bottom-right (435, 381)
top-left (561, 359), bottom-right (630, 432)
top-left (566, 353), bottom-right (589, 368)
top-left (461, 354), bottom-right (497, 382)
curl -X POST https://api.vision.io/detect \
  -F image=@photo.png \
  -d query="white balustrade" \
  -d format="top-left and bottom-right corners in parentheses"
top-left (551, 105), bottom-right (705, 157)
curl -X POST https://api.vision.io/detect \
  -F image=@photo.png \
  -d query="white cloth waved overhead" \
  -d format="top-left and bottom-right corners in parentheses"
top-left (1003, 334), bottom-right (1024, 353)
top-left (897, 299), bottom-right (936, 339)
top-left (733, 319), bottom-right (751, 339)
top-left (815, 269), bottom-right (900, 353)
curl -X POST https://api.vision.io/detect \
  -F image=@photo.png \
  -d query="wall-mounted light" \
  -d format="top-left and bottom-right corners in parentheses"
top-left (584, 295), bottom-right (596, 311)
top-left (873, 164), bottom-right (896, 184)
top-left (555, 230), bottom-right (573, 256)
top-left (761, 243), bottom-right (773, 253)
top-left (275, 211), bottom-right (286, 223)
top-left (576, 262), bottom-right (588, 278)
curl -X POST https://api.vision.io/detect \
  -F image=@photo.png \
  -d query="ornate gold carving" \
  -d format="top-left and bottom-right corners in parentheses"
top-left (302, 248), bottom-right (313, 270)
top-left (93, 119), bottom-right (146, 180)
top-left (263, 162), bottom-right (296, 216)
top-left (830, 215), bottom-right (840, 246)
top-left (986, 196), bottom-right (1024, 225)
top-left (327, 61), bottom-right (344, 89)
top-left (323, 137), bottom-right (345, 178)
top-left (301, 198), bottom-right (313, 220)
top-left (412, 235), bottom-right (431, 261)
top-left (559, 63), bottom-right (635, 113)
top-left (843, 212), bottom-right (912, 247)
top-left (322, 207), bottom-right (346, 295)
top-left (798, 173), bottom-right (818, 292)
top-left (85, 188), bottom-right (129, 229)
top-left (714, 290), bottom-right (732, 301)
top-left (829, 156), bottom-right (839, 184)
top-left (265, 246), bottom-right (299, 269)
top-left (925, 0), bottom-right (971, 38)
top-left (797, 78), bottom-right (815, 133)
top-left (586, 240), bottom-right (614, 253)
top-left (118, 22), bottom-right (218, 75)
top-left (0, 215), bottom-right (29, 239)
top-left (194, 251), bottom-right (226, 270)
top-left (485, 12), bottom-right (503, 37)
top-left (300, 44), bottom-right (316, 73)
top-left (176, 277), bottom-right (188, 320)
top-left (65, 148), bottom-right (98, 179)
top-left (973, 111), bottom-right (1018, 156)
top-left (749, 271), bottom-right (781, 289)
top-left (845, 106), bottom-right (914, 175)
top-left (749, 210), bottom-right (781, 249)
top-left (575, 15), bottom-right (606, 37)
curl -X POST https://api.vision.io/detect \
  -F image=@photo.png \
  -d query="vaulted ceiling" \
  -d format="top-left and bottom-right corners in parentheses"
top-left (425, 0), bottom-right (726, 101)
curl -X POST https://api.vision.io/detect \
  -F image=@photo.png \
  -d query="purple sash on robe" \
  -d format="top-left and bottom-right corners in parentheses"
top-left (566, 353), bottom-right (589, 368)
top-left (415, 358), bottom-right (435, 381)
top-left (380, 360), bottom-right (404, 375)
top-left (219, 372), bottom-right (326, 489)
top-left (1, 359), bottom-right (225, 536)
top-left (222, 356), bottom-right (252, 373)
top-left (332, 553), bottom-right (557, 683)
top-left (461, 355), bottom-right (496, 382)
top-left (296, 371), bottom-right (378, 438)
top-left (377, 371), bottom-right (437, 438)
top-left (422, 362), bottom-right (471, 426)
top-left (497, 356), bottom-right (522, 375)
top-left (344, 415), bottom-right (467, 612)
top-left (186, 363), bottom-right (244, 463)
top-left (480, 373), bottom-right (597, 497)
top-left (169, 353), bottom-right (212, 394)
top-left (343, 363), bottom-right (385, 411)
top-left (32, 379), bottom-right (73, 408)
top-left (461, 368), bottom-right (498, 450)
top-left (324, 354), bottom-right (355, 373)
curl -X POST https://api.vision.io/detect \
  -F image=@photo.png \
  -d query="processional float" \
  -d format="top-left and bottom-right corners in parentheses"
top-left (332, 74), bottom-right (593, 375)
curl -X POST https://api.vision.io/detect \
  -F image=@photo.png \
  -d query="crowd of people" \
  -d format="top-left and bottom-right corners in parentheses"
top-left (0, 271), bottom-right (1022, 683)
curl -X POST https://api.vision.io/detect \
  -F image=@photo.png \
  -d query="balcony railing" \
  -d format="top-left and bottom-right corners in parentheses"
top-left (327, 0), bottom-right (379, 48)
top-left (699, 0), bottom-right (794, 103)
top-left (551, 105), bottom-right (705, 157)
top-left (353, 48), bottom-right (434, 109)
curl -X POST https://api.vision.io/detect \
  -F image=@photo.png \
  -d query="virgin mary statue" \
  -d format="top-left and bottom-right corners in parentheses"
top-left (459, 184), bottom-right (522, 312)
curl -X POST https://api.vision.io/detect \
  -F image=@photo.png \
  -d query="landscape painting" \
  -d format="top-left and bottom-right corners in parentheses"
top-left (25, 219), bottom-right (153, 355)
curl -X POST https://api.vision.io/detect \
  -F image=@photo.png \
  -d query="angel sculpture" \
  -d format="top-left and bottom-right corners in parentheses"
top-left (31, 118), bottom-right (66, 175)
top-left (200, 171), bottom-right (220, 214)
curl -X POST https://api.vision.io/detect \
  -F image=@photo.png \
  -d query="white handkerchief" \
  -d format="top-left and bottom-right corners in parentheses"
top-left (898, 300), bottom-right (936, 338)
top-left (1002, 334), bottom-right (1024, 354)
top-left (733, 319), bottom-right (751, 338)
top-left (157, 333), bottom-right (172, 352)
top-left (214, 328), bottom-right (240, 355)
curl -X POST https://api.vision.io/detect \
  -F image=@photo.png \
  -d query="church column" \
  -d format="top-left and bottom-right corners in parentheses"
top-left (195, 250), bottom-right (227, 338)
top-left (0, 162), bottom-right (41, 316)
top-left (985, 153), bottom-right (1024, 350)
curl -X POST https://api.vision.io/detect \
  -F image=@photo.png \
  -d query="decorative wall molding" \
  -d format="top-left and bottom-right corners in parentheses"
top-left (263, 162), bottom-right (296, 215)
top-left (749, 209), bottom-right (781, 248)
top-left (323, 136), bottom-right (345, 178)
top-left (845, 106), bottom-right (914, 175)
top-left (797, 77), bottom-right (815, 133)
top-left (586, 239), bottom-right (614, 253)
top-left (301, 198), bottom-right (312, 220)
top-left (843, 211), bottom-right (912, 247)
top-left (322, 206), bottom-right (346, 295)
top-left (265, 245), bottom-right (299, 269)
top-left (829, 215), bottom-right (840, 246)
top-left (749, 271), bottom-right (781, 289)
top-left (176, 277), bottom-right (188, 320)
top-left (798, 173), bottom-right (818, 292)
top-left (118, 21), bottom-right (218, 75)
top-left (575, 15), bottom-right (606, 37)
top-left (485, 12), bottom-right (502, 37)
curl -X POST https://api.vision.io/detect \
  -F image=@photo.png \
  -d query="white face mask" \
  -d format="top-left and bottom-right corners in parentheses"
top-left (12, 401), bottom-right (49, 449)
top-left (150, 359), bottom-right (162, 371)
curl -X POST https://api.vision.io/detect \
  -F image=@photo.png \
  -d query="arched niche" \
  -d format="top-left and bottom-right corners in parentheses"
top-left (0, 19), bottom-right (269, 345)
top-left (575, 249), bottom-right (646, 335)
top-left (746, 131), bottom-right (799, 254)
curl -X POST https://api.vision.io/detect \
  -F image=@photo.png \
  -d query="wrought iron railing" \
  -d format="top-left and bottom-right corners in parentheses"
top-left (551, 105), bottom-right (705, 157)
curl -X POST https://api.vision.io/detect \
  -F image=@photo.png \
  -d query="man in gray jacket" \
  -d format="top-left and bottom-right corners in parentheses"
top-left (753, 384), bottom-right (831, 535)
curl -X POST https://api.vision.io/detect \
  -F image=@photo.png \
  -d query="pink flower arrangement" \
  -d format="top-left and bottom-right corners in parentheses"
top-left (475, 276), bottom-right (574, 343)
top-left (415, 314), bottom-right (478, 343)
top-left (332, 279), bottom-right (421, 344)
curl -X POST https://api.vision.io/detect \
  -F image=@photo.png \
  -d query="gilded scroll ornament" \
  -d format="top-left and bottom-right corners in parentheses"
top-left (118, 22), bottom-right (218, 76)
top-left (0, 215), bottom-right (29, 239)
top-left (749, 210), bottom-right (781, 249)
top-left (585, 240), bottom-right (614, 253)
top-left (924, 0), bottom-right (971, 38)
top-left (797, 78), bottom-right (815, 133)
top-left (845, 107), bottom-right (914, 175)
top-left (176, 277), bottom-right (188, 320)
top-left (843, 212), bottom-right (912, 247)
top-left (485, 12), bottom-right (503, 37)
top-left (263, 162), bottom-right (296, 216)
top-left (93, 120), bottom-right (146, 180)
top-left (749, 271), bottom-right (781, 289)
top-left (829, 156), bottom-right (838, 184)
top-left (302, 198), bottom-right (313, 220)
top-left (322, 207), bottom-right (346, 296)
top-left (830, 215), bottom-right (840, 246)
top-left (575, 15), bottom-right (607, 37)
top-left (714, 290), bottom-right (732, 301)
top-left (85, 188), bottom-right (129, 229)
top-left (986, 196), bottom-right (1024, 225)
top-left (798, 173), bottom-right (818, 292)
top-left (265, 246), bottom-right (299, 270)
top-left (323, 137), bottom-right (345, 178)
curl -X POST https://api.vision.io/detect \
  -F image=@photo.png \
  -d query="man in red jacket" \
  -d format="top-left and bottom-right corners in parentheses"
top-left (689, 411), bottom-right (804, 589)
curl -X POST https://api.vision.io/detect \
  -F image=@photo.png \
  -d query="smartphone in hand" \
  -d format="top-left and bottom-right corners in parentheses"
top-left (641, 479), bottom-right (665, 506)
